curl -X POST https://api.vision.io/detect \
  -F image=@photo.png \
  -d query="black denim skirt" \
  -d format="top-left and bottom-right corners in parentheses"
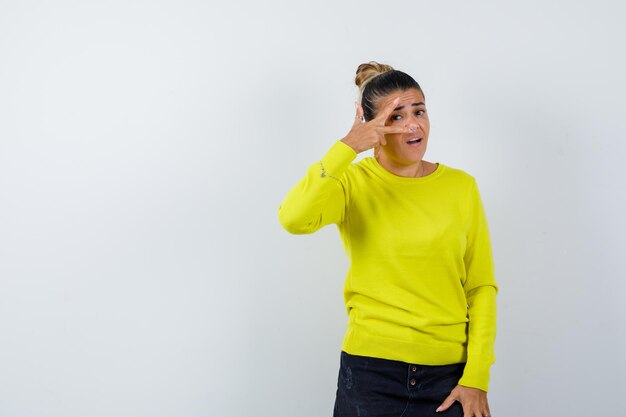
top-left (333, 351), bottom-right (465, 417)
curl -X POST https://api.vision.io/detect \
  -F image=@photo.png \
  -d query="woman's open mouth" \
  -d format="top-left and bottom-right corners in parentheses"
top-left (406, 137), bottom-right (422, 145)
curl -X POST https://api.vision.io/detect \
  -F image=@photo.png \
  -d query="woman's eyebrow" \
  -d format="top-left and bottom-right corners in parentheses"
top-left (393, 102), bottom-right (425, 111)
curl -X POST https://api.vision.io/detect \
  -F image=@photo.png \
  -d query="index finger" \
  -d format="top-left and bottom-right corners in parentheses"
top-left (374, 97), bottom-right (400, 123)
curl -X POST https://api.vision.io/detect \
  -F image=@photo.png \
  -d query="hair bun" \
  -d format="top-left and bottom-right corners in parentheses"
top-left (355, 61), bottom-right (394, 89)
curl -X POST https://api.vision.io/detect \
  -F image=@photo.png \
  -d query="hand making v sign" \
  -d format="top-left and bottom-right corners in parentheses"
top-left (340, 97), bottom-right (412, 154)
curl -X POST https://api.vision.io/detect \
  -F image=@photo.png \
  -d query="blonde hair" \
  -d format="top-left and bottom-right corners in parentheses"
top-left (355, 61), bottom-right (395, 103)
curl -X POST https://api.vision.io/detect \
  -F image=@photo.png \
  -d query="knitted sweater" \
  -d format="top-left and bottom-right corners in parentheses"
top-left (278, 141), bottom-right (498, 391)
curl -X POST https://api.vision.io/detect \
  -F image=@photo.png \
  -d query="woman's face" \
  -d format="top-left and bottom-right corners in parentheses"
top-left (377, 88), bottom-right (430, 167)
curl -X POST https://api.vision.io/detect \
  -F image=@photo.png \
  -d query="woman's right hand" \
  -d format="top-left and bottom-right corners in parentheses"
top-left (340, 97), bottom-right (412, 154)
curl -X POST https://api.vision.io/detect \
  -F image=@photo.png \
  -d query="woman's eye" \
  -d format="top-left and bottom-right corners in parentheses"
top-left (416, 110), bottom-right (425, 116)
top-left (391, 115), bottom-right (402, 121)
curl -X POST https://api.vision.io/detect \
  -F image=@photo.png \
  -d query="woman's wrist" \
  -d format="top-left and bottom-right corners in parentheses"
top-left (340, 135), bottom-right (363, 153)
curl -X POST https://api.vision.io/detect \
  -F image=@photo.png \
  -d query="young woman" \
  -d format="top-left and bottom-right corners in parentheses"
top-left (279, 62), bottom-right (497, 417)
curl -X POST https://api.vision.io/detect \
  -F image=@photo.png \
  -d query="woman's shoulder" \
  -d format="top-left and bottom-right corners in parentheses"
top-left (433, 163), bottom-right (479, 194)
top-left (437, 162), bottom-right (476, 181)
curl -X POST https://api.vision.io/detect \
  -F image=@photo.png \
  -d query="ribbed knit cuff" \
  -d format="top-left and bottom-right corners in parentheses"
top-left (319, 141), bottom-right (357, 179)
top-left (458, 360), bottom-right (491, 392)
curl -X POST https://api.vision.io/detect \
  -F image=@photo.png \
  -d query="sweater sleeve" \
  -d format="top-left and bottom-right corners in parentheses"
top-left (278, 141), bottom-right (357, 234)
top-left (458, 179), bottom-right (498, 392)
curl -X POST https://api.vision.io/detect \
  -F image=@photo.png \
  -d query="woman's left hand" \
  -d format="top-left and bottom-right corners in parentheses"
top-left (436, 384), bottom-right (491, 417)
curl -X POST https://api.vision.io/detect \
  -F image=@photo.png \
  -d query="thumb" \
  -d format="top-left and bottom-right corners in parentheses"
top-left (436, 393), bottom-right (457, 413)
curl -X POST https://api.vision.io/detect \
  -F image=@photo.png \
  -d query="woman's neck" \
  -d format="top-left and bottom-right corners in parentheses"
top-left (376, 155), bottom-right (425, 178)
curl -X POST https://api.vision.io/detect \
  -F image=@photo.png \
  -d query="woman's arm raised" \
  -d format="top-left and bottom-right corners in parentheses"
top-left (278, 140), bottom-right (356, 234)
top-left (278, 98), bottom-right (411, 234)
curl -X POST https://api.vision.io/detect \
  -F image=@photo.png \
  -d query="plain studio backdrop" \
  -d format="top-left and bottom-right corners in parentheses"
top-left (1, 1), bottom-right (625, 416)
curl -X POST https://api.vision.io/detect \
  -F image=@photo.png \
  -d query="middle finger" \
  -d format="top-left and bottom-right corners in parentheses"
top-left (375, 97), bottom-right (400, 124)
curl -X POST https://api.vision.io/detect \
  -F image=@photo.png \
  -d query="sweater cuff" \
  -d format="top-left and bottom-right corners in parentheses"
top-left (319, 141), bottom-right (357, 179)
top-left (458, 360), bottom-right (491, 392)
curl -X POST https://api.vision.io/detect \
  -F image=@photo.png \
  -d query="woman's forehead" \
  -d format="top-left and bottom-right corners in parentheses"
top-left (380, 89), bottom-right (425, 108)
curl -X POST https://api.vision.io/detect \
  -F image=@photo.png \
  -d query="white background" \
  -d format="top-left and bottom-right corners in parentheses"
top-left (1, 1), bottom-right (625, 416)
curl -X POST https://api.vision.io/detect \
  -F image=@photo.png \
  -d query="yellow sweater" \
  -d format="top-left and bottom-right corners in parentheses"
top-left (278, 141), bottom-right (498, 391)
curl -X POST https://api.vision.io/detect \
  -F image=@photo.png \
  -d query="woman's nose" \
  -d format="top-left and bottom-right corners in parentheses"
top-left (407, 119), bottom-right (420, 132)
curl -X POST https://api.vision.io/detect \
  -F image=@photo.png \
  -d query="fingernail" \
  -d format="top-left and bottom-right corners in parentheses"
top-left (435, 407), bottom-right (442, 412)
